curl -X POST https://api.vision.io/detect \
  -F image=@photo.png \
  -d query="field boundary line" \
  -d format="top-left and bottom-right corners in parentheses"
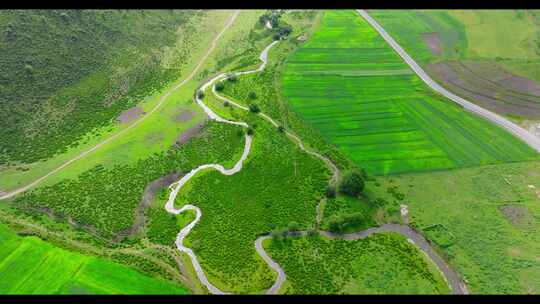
top-left (357, 9), bottom-right (540, 153)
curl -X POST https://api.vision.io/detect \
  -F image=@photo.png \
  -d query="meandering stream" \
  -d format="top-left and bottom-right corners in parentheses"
top-left (164, 39), bottom-right (468, 295)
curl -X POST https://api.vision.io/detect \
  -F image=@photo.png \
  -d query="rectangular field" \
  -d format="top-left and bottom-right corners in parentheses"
top-left (0, 224), bottom-right (188, 294)
top-left (282, 10), bottom-right (538, 175)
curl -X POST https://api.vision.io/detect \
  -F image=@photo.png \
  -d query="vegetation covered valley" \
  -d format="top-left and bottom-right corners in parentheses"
top-left (0, 8), bottom-right (539, 296)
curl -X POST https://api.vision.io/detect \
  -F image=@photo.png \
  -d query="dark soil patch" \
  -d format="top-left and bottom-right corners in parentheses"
top-left (498, 204), bottom-right (535, 229)
top-left (116, 106), bottom-right (144, 124)
top-left (422, 32), bottom-right (442, 56)
top-left (113, 172), bottom-right (183, 243)
top-left (173, 109), bottom-right (197, 122)
top-left (427, 61), bottom-right (540, 119)
top-left (174, 120), bottom-right (207, 147)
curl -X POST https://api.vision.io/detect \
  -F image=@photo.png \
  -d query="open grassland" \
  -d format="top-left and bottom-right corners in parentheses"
top-left (0, 223), bottom-right (188, 294)
top-left (370, 161), bottom-right (540, 294)
top-left (282, 10), bottom-right (538, 175)
top-left (369, 10), bottom-right (540, 121)
top-left (264, 232), bottom-right (450, 294)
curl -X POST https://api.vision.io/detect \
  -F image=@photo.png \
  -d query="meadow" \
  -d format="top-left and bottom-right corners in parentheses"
top-left (0, 223), bottom-right (188, 294)
top-left (264, 232), bottom-right (451, 294)
top-left (371, 160), bottom-right (540, 294)
top-left (282, 10), bottom-right (538, 175)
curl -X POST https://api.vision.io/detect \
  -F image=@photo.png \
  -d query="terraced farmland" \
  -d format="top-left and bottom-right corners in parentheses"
top-left (0, 224), bottom-right (188, 294)
top-left (282, 10), bottom-right (538, 175)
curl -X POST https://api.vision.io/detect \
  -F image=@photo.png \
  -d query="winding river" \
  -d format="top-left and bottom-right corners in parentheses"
top-left (164, 40), bottom-right (469, 295)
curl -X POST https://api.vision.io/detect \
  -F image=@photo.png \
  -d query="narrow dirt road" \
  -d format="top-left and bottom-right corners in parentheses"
top-left (0, 10), bottom-right (240, 201)
top-left (357, 9), bottom-right (540, 153)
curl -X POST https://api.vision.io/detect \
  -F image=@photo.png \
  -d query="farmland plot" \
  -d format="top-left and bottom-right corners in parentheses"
top-left (282, 10), bottom-right (538, 175)
top-left (0, 224), bottom-right (188, 294)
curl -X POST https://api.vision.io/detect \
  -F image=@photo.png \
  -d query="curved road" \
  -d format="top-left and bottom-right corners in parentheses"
top-left (0, 10), bottom-right (240, 200)
top-left (357, 9), bottom-right (540, 153)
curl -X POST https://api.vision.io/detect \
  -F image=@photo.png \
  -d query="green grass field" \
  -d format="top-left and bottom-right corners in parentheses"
top-left (0, 223), bottom-right (188, 294)
top-left (282, 10), bottom-right (538, 175)
top-left (265, 232), bottom-right (451, 294)
top-left (370, 160), bottom-right (540, 294)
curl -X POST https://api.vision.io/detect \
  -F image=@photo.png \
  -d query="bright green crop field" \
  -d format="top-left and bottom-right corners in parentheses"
top-left (0, 223), bottom-right (188, 294)
top-left (282, 10), bottom-right (538, 175)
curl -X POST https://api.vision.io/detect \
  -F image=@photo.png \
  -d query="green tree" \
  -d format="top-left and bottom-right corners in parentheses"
top-left (248, 104), bottom-right (260, 113)
top-left (196, 90), bottom-right (204, 99)
top-left (325, 185), bottom-right (336, 198)
top-left (288, 221), bottom-right (299, 232)
top-left (339, 169), bottom-right (365, 197)
top-left (215, 82), bottom-right (225, 92)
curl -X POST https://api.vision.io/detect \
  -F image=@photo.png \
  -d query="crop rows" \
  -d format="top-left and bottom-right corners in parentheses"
top-left (0, 224), bottom-right (187, 294)
top-left (282, 10), bottom-right (537, 175)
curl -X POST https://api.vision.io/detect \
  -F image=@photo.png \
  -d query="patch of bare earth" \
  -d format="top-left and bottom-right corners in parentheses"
top-left (422, 32), bottom-right (442, 56)
top-left (174, 119), bottom-right (208, 147)
top-left (427, 61), bottom-right (540, 119)
top-left (498, 204), bottom-right (535, 228)
top-left (116, 106), bottom-right (145, 124)
top-left (114, 172), bottom-right (183, 242)
top-left (173, 109), bottom-right (197, 122)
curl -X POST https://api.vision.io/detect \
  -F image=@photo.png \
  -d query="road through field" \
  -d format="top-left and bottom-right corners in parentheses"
top-left (0, 10), bottom-right (240, 201)
top-left (166, 38), bottom-right (467, 295)
top-left (357, 9), bottom-right (540, 153)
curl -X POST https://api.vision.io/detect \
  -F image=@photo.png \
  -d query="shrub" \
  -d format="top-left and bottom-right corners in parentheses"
top-left (196, 90), bottom-right (204, 99)
top-left (248, 104), bottom-right (260, 113)
top-left (246, 128), bottom-right (254, 136)
top-left (223, 100), bottom-right (229, 107)
top-left (328, 215), bottom-right (343, 233)
top-left (215, 82), bottom-right (225, 92)
top-left (338, 169), bottom-right (365, 197)
top-left (288, 221), bottom-right (299, 232)
top-left (227, 75), bottom-right (238, 82)
top-left (248, 91), bottom-right (257, 99)
top-left (277, 126), bottom-right (285, 133)
top-left (325, 185), bottom-right (336, 198)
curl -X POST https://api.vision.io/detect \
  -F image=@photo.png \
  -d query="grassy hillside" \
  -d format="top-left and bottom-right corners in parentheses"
top-left (0, 10), bottom-right (202, 165)
top-left (0, 223), bottom-right (188, 294)
top-left (282, 10), bottom-right (538, 175)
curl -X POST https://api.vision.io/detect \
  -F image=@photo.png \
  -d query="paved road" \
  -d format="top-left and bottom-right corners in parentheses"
top-left (0, 10), bottom-right (241, 201)
top-left (357, 9), bottom-right (540, 153)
